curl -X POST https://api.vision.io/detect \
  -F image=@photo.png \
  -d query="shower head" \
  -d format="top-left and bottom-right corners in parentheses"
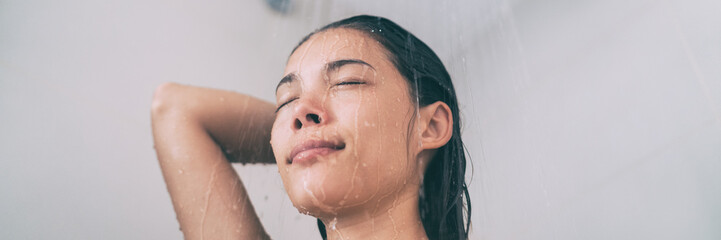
top-left (266, 0), bottom-right (292, 14)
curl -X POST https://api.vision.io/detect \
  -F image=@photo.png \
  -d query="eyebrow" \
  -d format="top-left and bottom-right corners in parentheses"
top-left (275, 59), bottom-right (375, 94)
top-left (275, 73), bottom-right (298, 93)
top-left (326, 59), bottom-right (375, 72)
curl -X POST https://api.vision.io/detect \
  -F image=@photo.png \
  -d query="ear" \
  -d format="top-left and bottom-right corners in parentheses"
top-left (418, 101), bottom-right (453, 150)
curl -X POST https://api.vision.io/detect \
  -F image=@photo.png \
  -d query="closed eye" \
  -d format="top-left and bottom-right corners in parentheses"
top-left (275, 97), bottom-right (298, 112)
top-left (276, 82), bottom-right (364, 112)
top-left (335, 81), bottom-right (365, 86)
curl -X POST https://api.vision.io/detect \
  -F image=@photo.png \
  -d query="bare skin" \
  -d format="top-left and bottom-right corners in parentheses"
top-left (151, 83), bottom-right (275, 239)
top-left (151, 28), bottom-right (454, 240)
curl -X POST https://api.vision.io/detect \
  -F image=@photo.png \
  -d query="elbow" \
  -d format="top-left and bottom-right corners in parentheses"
top-left (151, 82), bottom-right (181, 117)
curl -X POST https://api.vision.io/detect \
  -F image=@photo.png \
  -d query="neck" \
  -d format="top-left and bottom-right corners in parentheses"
top-left (322, 189), bottom-right (428, 240)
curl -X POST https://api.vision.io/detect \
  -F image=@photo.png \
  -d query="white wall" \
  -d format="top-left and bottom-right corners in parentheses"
top-left (1, 0), bottom-right (719, 239)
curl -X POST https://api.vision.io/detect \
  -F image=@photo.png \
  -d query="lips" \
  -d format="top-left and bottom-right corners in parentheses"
top-left (289, 139), bottom-right (345, 164)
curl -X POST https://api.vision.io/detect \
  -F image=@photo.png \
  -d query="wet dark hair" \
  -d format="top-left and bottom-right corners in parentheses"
top-left (291, 15), bottom-right (471, 240)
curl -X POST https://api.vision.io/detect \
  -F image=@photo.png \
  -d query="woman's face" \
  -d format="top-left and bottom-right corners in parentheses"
top-left (270, 28), bottom-right (424, 217)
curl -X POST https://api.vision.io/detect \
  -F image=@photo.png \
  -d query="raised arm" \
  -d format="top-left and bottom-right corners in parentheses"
top-left (151, 82), bottom-right (276, 239)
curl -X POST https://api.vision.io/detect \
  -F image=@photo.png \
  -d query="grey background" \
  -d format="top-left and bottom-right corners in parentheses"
top-left (1, 0), bottom-right (719, 239)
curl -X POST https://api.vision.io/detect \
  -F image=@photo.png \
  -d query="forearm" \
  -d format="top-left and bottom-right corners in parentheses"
top-left (152, 82), bottom-right (276, 163)
top-left (151, 82), bottom-right (275, 239)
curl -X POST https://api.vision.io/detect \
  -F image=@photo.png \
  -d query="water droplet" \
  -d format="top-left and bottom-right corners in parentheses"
top-left (329, 217), bottom-right (338, 230)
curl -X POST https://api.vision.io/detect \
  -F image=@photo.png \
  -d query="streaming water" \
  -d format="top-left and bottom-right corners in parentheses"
top-left (3, 0), bottom-right (716, 239)
top-left (198, 160), bottom-right (222, 240)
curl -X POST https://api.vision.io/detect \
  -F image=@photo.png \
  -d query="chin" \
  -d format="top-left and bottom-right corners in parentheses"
top-left (284, 164), bottom-right (367, 217)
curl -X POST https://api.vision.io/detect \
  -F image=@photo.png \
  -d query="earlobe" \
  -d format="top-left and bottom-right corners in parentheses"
top-left (419, 101), bottom-right (453, 150)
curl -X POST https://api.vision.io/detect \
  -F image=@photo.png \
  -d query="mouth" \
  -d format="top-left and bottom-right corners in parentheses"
top-left (289, 139), bottom-right (346, 165)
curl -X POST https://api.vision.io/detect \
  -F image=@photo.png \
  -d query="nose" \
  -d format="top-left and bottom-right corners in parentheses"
top-left (291, 97), bottom-right (327, 130)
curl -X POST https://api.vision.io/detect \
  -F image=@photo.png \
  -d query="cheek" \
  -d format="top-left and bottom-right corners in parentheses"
top-left (343, 85), bottom-right (418, 179)
top-left (270, 116), bottom-right (291, 164)
top-left (356, 85), bottom-right (413, 148)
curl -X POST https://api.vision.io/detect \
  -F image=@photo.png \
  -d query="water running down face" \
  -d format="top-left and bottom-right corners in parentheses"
top-left (270, 28), bottom-right (429, 218)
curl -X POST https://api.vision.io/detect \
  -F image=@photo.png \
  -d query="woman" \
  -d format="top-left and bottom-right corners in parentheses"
top-left (151, 15), bottom-right (470, 239)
